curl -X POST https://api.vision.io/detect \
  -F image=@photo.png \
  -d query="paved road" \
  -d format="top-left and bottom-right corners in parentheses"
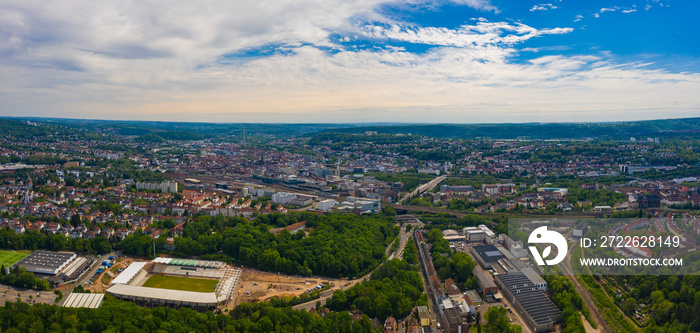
top-left (78, 252), bottom-right (115, 286)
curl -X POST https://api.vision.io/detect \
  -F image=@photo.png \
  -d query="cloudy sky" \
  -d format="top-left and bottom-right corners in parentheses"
top-left (1, 0), bottom-right (698, 123)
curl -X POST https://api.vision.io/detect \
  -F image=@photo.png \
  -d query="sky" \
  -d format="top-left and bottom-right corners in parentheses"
top-left (1, 0), bottom-right (699, 123)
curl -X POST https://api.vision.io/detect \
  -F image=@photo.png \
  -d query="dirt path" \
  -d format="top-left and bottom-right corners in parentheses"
top-left (560, 241), bottom-right (612, 333)
top-left (230, 268), bottom-right (337, 307)
top-left (582, 313), bottom-right (601, 333)
top-left (89, 258), bottom-right (135, 292)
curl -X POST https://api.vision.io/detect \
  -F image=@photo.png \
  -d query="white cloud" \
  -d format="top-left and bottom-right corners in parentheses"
top-left (530, 3), bottom-right (557, 11)
top-left (574, 14), bottom-right (584, 22)
top-left (362, 21), bottom-right (572, 53)
top-left (0, 0), bottom-right (698, 123)
top-left (622, 9), bottom-right (637, 13)
top-left (451, 0), bottom-right (498, 12)
top-left (600, 7), bottom-right (619, 13)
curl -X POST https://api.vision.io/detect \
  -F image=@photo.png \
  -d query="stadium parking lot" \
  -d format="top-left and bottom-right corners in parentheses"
top-left (0, 285), bottom-right (56, 305)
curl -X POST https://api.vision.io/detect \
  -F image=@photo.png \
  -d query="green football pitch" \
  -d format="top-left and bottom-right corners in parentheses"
top-left (142, 275), bottom-right (218, 292)
top-left (0, 250), bottom-right (32, 268)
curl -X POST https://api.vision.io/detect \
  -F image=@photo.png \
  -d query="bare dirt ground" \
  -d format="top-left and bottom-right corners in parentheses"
top-left (228, 268), bottom-right (338, 307)
top-left (87, 258), bottom-right (135, 293)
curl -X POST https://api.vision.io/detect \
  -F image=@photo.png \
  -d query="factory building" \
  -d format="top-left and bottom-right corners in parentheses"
top-left (495, 272), bottom-right (562, 333)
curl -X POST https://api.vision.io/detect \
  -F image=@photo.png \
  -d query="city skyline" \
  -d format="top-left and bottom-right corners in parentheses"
top-left (1, 0), bottom-right (699, 123)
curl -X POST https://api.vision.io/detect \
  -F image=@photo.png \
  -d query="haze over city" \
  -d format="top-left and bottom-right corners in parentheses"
top-left (2, 0), bottom-right (699, 123)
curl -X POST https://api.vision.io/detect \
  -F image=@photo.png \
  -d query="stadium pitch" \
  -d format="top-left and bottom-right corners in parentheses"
top-left (0, 250), bottom-right (32, 267)
top-left (142, 275), bottom-right (218, 292)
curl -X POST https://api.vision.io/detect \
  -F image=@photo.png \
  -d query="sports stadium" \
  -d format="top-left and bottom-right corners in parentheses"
top-left (106, 257), bottom-right (240, 311)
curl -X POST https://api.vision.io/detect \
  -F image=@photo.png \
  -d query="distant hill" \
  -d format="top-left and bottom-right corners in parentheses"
top-left (0, 119), bottom-right (87, 140)
top-left (16, 118), bottom-right (375, 138)
top-left (4, 116), bottom-right (700, 140)
top-left (310, 117), bottom-right (700, 140)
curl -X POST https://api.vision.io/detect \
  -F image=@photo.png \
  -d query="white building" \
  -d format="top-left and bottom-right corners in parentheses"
top-left (136, 181), bottom-right (178, 193)
top-left (464, 227), bottom-right (486, 243)
top-left (318, 199), bottom-right (338, 212)
top-left (417, 168), bottom-right (440, 175)
top-left (340, 197), bottom-right (381, 211)
top-left (272, 192), bottom-right (297, 205)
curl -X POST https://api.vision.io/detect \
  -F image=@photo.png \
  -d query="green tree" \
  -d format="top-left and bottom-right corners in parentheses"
top-left (623, 297), bottom-right (637, 313)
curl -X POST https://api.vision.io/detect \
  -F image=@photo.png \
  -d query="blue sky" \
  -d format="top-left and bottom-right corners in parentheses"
top-left (0, 0), bottom-right (698, 123)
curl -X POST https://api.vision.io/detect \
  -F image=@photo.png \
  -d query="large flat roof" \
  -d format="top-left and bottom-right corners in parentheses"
top-left (472, 244), bottom-right (506, 264)
top-left (496, 272), bottom-right (561, 326)
top-left (106, 284), bottom-right (218, 305)
top-left (62, 293), bottom-right (104, 309)
top-left (112, 261), bottom-right (147, 285)
top-left (15, 251), bottom-right (76, 275)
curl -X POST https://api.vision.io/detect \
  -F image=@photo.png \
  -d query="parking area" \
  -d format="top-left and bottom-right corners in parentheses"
top-left (0, 285), bottom-right (56, 305)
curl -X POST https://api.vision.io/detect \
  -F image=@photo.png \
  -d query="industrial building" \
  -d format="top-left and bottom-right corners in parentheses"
top-left (470, 244), bottom-right (506, 269)
top-left (463, 227), bottom-right (485, 243)
top-left (15, 251), bottom-right (77, 275)
top-left (472, 267), bottom-right (498, 296)
top-left (521, 267), bottom-right (547, 292)
top-left (464, 289), bottom-right (482, 305)
top-left (495, 272), bottom-right (562, 333)
top-left (442, 229), bottom-right (465, 242)
top-left (573, 225), bottom-right (589, 238)
top-left (478, 224), bottom-right (495, 242)
top-left (339, 196), bottom-right (381, 211)
top-left (442, 307), bottom-right (466, 333)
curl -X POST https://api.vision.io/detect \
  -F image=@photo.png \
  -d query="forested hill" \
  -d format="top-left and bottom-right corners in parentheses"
top-left (309, 117), bottom-right (700, 140)
top-left (119, 212), bottom-right (399, 278)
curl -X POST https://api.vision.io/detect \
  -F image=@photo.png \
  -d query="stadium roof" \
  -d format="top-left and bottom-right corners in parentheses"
top-left (106, 284), bottom-right (218, 305)
top-left (62, 293), bottom-right (104, 309)
top-left (112, 261), bottom-right (147, 285)
top-left (152, 257), bottom-right (172, 264)
top-left (154, 257), bottom-right (225, 269)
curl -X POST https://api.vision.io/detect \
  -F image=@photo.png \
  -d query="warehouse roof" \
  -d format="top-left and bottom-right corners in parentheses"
top-left (15, 251), bottom-right (76, 275)
top-left (472, 244), bottom-right (505, 264)
top-left (62, 293), bottom-right (104, 309)
top-left (106, 284), bottom-right (218, 305)
top-left (496, 272), bottom-right (561, 326)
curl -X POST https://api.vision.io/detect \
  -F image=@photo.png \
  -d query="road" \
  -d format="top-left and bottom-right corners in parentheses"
top-left (77, 252), bottom-right (115, 286)
top-left (397, 174), bottom-right (447, 204)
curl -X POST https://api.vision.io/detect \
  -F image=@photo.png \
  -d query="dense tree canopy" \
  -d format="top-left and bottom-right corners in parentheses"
top-left (121, 213), bottom-right (398, 278)
top-left (0, 229), bottom-right (112, 254)
top-left (326, 259), bottom-right (423, 321)
top-left (0, 298), bottom-right (375, 333)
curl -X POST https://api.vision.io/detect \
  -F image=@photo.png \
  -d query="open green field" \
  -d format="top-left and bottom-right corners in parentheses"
top-left (142, 275), bottom-right (218, 292)
top-left (0, 250), bottom-right (32, 267)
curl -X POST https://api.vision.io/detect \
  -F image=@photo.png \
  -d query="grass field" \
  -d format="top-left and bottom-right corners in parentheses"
top-left (142, 275), bottom-right (218, 292)
top-left (0, 250), bottom-right (32, 267)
